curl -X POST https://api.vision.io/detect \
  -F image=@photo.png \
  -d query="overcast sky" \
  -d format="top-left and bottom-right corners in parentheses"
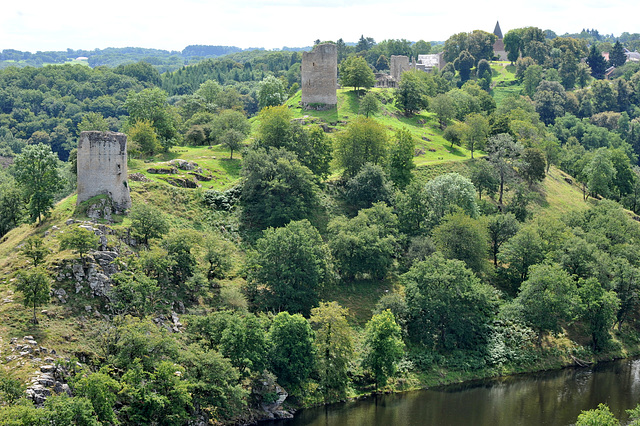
top-left (1, 0), bottom-right (637, 53)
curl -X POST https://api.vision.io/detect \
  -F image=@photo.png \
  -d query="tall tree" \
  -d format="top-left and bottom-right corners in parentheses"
top-left (395, 69), bottom-right (433, 116)
top-left (269, 312), bottom-right (315, 389)
top-left (586, 44), bottom-right (608, 80)
top-left (514, 263), bottom-right (578, 344)
top-left (486, 133), bottom-right (522, 205)
top-left (361, 310), bottom-right (404, 391)
top-left (246, 219), bottom-right (333, 316)
top-left (387, 128), bottom-right (415, 189)
top-left (463, 113), bottom-right (489, 159)
top-left (334, 116), bottom-right (388, 177)
top-left (339, 56), bottom-right (376, 94)
top-left (609, 40), bottom-right (627, 67)
top-left (486, 213), bottom-right (519, 267)
top-left (124, 87), bottom-right (179, 150)
top-left (403, 254), bottom-right (498, 350)
top-left (257, 75), bottom-right (288, 110)
top-left (309, 302), bottom-right (354, 402)
top-left (241, 148), bottom-right (321, 230)
top-left (432, 212), bottom-right (489, 274)
top-left (14, 143), bottom-right (63, 223)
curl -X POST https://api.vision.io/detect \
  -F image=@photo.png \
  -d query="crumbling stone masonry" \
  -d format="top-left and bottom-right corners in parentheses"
top-left (390, 55), bottom-right (411, 83)
top-left (301, 43), bottom-right (337, 107)
top-left (76, 131), bottom-right (131, 211)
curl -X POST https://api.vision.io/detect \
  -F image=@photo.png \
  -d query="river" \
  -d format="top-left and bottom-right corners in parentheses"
top-left (265, 358), bottom-right (640, 426)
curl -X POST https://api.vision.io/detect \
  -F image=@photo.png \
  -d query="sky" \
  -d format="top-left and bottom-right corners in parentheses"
top-left (1, 0), bottom-right (638, 53)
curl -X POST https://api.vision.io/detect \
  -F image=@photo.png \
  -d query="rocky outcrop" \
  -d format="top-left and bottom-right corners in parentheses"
top-left (251, 372), bottom-right (294, 421)
top-left (5, 336), bottom-right (73, 406)
top-left (170, 159), bottom-right (199, 171)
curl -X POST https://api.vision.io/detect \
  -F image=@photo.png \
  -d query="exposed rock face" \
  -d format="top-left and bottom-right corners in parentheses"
top-left (4, 336), bottom-right (72, 406)
top-left (169, 159), bottom-right (198, 171)
top-left (251, 372), bottom-right (294, 420)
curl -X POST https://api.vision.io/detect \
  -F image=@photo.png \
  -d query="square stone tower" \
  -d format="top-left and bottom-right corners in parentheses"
top-left (76, 131), bottom-right (131, 211)
top-left (301, 43), bottom-right (337, 107)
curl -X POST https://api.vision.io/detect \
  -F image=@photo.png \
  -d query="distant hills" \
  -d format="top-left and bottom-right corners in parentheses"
top-left (0, 44), bottom-right (313, 72)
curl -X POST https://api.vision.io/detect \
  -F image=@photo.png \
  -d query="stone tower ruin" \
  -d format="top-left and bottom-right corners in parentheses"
top-left (390, 55), bottom-right (411, 82)
top-left (301, 43), bottom-right (337, 107)
top-left (76, 131), bottom-right (131, 211)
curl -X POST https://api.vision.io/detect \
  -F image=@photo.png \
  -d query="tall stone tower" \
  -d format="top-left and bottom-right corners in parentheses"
top-left (301, 43), bottom-right (337, 107)
top-left (76, 131), bottom-right (131, 211)
top-left (390, 55), bottom-right (411, 82)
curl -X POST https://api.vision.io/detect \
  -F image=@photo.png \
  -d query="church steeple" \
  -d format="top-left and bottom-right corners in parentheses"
top-left (493, 21), bottom-right (503, 39)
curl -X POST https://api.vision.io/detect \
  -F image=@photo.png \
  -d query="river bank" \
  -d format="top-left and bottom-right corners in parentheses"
top-left (269, 332), bottom-right (640, 424)
top-left (267, 355), bottom-right (640, 425)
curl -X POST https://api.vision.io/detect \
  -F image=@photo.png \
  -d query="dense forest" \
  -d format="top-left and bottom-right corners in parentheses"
top-left (3, 26), bottom-right (640, 424)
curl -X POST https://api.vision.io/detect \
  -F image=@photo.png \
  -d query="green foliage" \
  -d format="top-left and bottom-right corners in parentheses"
top-left (19, 236), bottom-right (49, 267)
top-left (387, 128), bottom-right (415, 189)
top-left (109, 271), bottom-right (160, 317)
top-left (430, 93), bottom-right (456, 129)
top-left (578, 278), bottom-right (620, 351)
top-left (395, 70), bottom-right (433, 115)
top-left (124, 87), bottom-right (179, 150)
top-left (344, 163), bottom-right (394, 213)
top-left (240, 147), bottom-right (321, 230)
top-left (359, 91), bottom-right (380, 118)
top-left (486, 213), bottom-right (519, 267)
top-left (463, 113), bottom-right (489, 159)
top-left (454, 50), bottom-right (475, 82)
top-left (328, 203), bottom-right (398, 281)
top-left (14, 143), bottom-right (63, 223)
top-left (127, 119), bottom-right (160, 157)
top-left (129, 203), bottom-right (170, 246)
top-left (246, 219), bottom-right (332, 315)
top-left (513, 263), bottom-right (578, 342)
top-left (269, 312), bottom-right (315, 389)
top-left (586, 45), bottom-right (608, 79)
top-left (339, 56), bottom-right (376, 93)
top-left (180, 345), bottom-right (247, 422)
top-left (432, 212), bottom-right (489, 274)
top-left (0, 399), bottom-right (45, 426)
top-left (119, 359), bottom-right (192, 426)
top-left (520, 147), bottom-right (546, 184)
top-left (77, 112), bottom-right (110, 134)
top-left (14, 267), bottom-right (50, 324)
top-left (257, 75), bottom-right (288, 109)
top-left (575, 403), bottom-right (619, 426)
top-left (361, 310), bottom-right (404, 390)
top-left (0, 174), bottom-right (24, 237)
top-left (107, 317), bottom-right (180, 372)
top-left (334, 116), bottom-right (388, 178)
top-left (423, 172), bottom-right (479, 228)
top-left (58, 226), bottom-right (99, 262)
top-left (255, 106), bottom-right (331, 179)
top-left (0, 370), bottom-right (26, 404)
top-left (404, 254), bottom-right (499, 350)
top-left (310, 302), bottom-right (354, 402)
top-left (73, 368), bottom-right (120, 425)
top-left (470, 159), bottom-right (499, 200)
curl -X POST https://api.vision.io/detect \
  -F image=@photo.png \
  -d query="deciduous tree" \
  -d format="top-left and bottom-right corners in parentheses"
top-left (15, 267), bottom-right (50, 324)
top-left (14, 143), bottom-right (63, 223)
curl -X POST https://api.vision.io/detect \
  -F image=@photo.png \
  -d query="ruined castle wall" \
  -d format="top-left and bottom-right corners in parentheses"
top-left (76, 131), bottom-right (131, 210)
top-left (390, 55), bottom-right (411, 82)
top-left (301, 43), bottom-right (337, 106)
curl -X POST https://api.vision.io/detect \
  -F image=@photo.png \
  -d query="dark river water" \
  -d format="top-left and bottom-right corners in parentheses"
top-left (265, 358), bottom-right (640, 426)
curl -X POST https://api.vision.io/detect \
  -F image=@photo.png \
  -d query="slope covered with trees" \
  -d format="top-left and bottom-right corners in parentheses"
top-left (4, 25), bottom-right (640, 425)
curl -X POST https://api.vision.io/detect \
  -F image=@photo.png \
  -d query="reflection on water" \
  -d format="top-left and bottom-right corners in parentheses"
top-left (266, 358), bottom-right (640, 426)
